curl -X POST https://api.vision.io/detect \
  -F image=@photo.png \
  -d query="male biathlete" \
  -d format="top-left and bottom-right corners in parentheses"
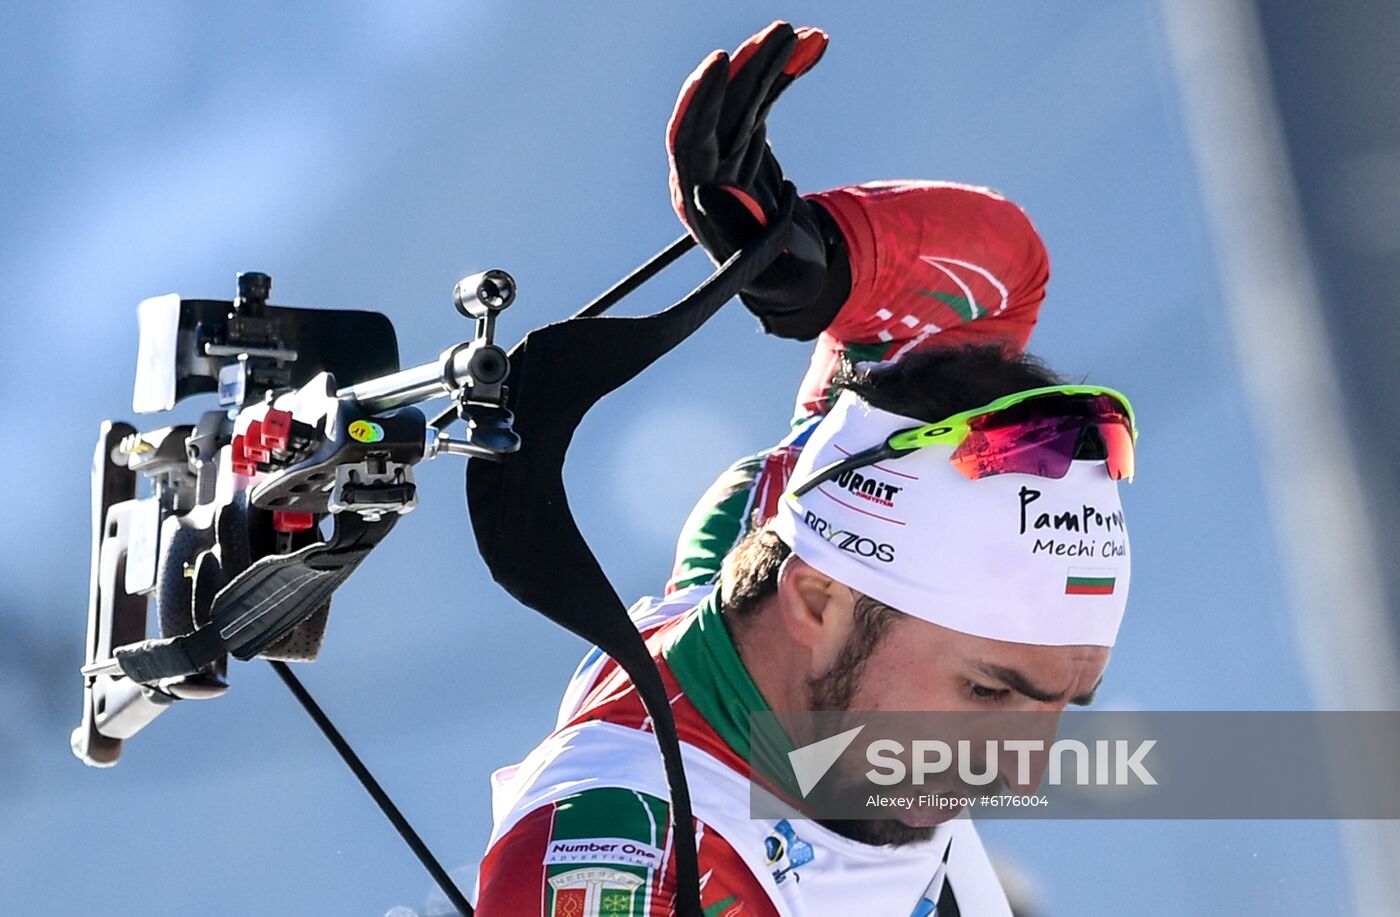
top-left (474, 23), bottom-right (1136, 916)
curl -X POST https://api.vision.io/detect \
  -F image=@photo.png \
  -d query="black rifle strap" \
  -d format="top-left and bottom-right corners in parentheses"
top-left (467, 191), bottom-right (795, 917)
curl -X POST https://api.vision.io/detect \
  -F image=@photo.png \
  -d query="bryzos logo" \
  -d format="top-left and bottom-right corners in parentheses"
top-left (803, 511), bottom-right (896, 563)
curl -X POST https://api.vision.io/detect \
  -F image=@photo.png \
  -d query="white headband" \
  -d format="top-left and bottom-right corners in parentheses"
top-left (771, 391), bottom-right (1131, 646)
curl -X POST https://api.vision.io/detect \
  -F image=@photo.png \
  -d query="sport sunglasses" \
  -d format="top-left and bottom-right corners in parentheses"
top-left (788, 384), bottom-right (1137, 499)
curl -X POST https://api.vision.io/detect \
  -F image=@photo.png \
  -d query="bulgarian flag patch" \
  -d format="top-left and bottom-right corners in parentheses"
top-left (1065, 568), bottom-right (1117, 596)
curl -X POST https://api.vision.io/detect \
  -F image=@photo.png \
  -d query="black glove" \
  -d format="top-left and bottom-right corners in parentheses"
top-left (667, 21), bottom-right (851, 340)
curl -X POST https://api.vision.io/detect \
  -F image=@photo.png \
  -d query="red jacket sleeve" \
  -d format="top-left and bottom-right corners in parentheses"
top-left (795, 180), bottom-right (1050, 419)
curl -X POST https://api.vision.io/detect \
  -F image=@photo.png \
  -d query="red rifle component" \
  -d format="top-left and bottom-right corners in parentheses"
top-left (244, 420), bottom-right (271, 462)
top-left (261, 408), bottom-right (294, 452)
top-left (230, 434), bottom-right (258, 477)
top-left (273, 511), bottom-right (316, 533)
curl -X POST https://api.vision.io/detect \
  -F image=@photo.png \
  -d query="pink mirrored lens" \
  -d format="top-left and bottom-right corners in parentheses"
top-left (949, 417), bottom-right (1083, 480)
top-left (1100, 418), bottom-right (1135, 480)
top-left (950, 395), bottom-right (1135, 481)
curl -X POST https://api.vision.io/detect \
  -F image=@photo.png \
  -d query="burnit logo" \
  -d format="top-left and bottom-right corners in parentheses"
top-left (833, 469), bottom-right (903, 508)
top-left (803, 511), bottom-right (896, 563)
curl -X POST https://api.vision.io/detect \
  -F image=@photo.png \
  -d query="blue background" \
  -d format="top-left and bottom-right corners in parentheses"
top-left (1, 2), bottom-right (1347, 914)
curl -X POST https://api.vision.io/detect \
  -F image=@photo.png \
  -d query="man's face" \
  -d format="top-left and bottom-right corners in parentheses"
top-left (810, 601), bottom-right (1109, 846)
top-left (846, 612), bottom-right (1109, 715)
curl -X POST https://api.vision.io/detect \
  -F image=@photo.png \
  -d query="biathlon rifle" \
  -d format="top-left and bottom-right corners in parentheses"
top-left (72, 191), bottom-right (796, 917)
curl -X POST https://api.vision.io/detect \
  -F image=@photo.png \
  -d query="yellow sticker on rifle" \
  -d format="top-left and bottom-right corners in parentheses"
top-left (348, 420), bottom-right (384, 443)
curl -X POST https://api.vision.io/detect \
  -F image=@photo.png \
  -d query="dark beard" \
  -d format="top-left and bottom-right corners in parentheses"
top-left (805, 594), bottom-right (897, 713)
top-left (804, 596), bottom-right (937, 847)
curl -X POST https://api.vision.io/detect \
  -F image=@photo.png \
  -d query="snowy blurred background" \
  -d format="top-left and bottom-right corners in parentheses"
top-left (4, 1), bottom-right (1398, 914)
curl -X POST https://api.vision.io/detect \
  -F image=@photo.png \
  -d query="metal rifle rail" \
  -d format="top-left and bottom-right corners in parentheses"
top-left (341, 344), bottom-right (479, 414)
